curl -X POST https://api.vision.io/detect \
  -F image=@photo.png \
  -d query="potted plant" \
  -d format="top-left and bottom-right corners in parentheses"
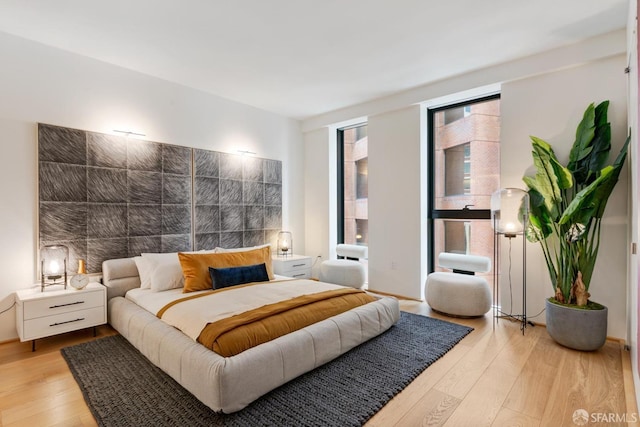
top-left (523, 100), bottom-right (629, 351)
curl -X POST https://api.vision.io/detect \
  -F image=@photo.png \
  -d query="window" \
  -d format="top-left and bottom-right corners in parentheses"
top-left (444, 107), bottom-right (464, 125)
top-left (464, 144), bottom-right (471, 194)
top-left (355, 125), bottom-right (368, 141)
top-left (337, 124), bottom-right (368, 247)
top-left (428, 95), bottom-right (501, 277)
top-left (444, 142), bottom-right (471, 196)
top-left (444, 106), bottom-right (471, 124)
top-left (443, 220), bottom-right (473, 254)
top-left (356, 158), bottom-right (368, 199)
top-left (356, 219), bottom-right (368, 245)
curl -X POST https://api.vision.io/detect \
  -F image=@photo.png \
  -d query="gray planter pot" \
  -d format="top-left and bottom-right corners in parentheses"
top-left (545, 299), bottom-right (608, 351)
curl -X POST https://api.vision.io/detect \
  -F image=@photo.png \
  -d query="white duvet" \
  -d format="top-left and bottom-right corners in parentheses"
top-left (126, 278), bottom-right (350, 342)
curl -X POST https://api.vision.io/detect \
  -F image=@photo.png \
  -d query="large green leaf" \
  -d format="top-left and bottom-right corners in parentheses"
top-left (527, 137), bottom-right (572, 220)
top-left (569, 101), bottom-right (612, 186)
top-left (593, 136), bottom-right (629, 218)
top-left (584, 101), bottom-right (612, 183)
top-left (560, 136), bottom-right (629, 225)
top-left (560, 167), bottom-right (613, 226)
top-left (525, 187), bottom-right (553, 242)
top-left (568, 102), bottom-right (596, 172)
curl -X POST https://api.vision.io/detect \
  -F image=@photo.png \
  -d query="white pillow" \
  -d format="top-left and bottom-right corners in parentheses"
top-left (133, 256), bottom-right (152, 289)
top-left (142, 253), bottom-right (184, 292)
top-left (142, 250), bottom-right (218, 292)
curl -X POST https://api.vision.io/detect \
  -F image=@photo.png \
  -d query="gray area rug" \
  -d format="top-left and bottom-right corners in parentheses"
top-left (61, 312), bottom-right (472, 427)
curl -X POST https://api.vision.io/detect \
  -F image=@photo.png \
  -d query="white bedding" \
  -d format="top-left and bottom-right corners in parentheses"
top-left (127, 278), bottom-right (351, 342)
top-left (126, 287), bottom-right (206, 314)
top-left (125, 274), bottom-right (293, 314)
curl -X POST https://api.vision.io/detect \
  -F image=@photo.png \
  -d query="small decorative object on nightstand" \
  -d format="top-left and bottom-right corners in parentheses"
top-left (70, 274), bottom-right (89, 290)
top-left (77, 258), bottom-right (87, 274)
top-left (16, 282), bottom-right (107, 351)
top-left (70, 258), bottom-right (89, 290)
top-left (272, 254), bottom-right (312, 279)
top-left (277, 231), bottom-right (293, 257)
top-left (40, 244), bottom-right (69, 292)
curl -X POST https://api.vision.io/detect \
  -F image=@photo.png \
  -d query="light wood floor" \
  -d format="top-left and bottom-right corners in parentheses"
top-left (0, 301), bottom-right (638, 427)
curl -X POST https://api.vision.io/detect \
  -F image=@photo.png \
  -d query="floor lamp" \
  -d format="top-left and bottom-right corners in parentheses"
top-left (491, 188), bottom-right (530, 334)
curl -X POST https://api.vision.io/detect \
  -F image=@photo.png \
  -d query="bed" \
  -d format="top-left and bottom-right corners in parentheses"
top-left (102, 248), bottom-right (399, 413)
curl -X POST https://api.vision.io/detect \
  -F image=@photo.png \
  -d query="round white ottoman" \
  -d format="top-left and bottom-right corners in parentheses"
top-left (319, 260), bottom-right (366, 289)
top-left (425, 272), bottom-right (491, 317)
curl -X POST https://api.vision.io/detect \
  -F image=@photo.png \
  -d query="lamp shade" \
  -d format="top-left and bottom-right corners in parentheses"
top-left (277, 231), bottom-right (292, 257)
top-left (40, 244), bottom-right (69, 291)
top-left (491, 188), bottom-right (529, 235)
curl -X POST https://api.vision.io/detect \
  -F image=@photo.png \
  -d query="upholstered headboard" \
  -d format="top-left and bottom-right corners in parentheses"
top-left (102, 257), bottom-right (140, 300)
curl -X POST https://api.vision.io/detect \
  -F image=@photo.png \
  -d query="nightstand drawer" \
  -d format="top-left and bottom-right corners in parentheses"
top-left (272, 255), bottom-right (312, 279)
top-left (287, 270), bottom-right (311, 279)
top-left (23, 289), bottom-right (104, 320)
top-left (279, 258), bottom-right (312, 271)
top-left (22, 306), bottom-right (105, 341)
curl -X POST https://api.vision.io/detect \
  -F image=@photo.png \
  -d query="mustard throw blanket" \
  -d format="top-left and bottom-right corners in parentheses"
top-left (157, 280), bottom-right (377, 357)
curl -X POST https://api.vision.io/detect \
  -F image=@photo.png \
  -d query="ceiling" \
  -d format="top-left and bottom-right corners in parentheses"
top-left (0, 1), bottom-right (630, 120)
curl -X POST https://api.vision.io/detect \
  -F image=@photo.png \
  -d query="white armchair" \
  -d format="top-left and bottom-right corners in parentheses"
top-left (319, 244), bottom-right (367, 289)
top-left (425, 252), bottom-right (492, 317)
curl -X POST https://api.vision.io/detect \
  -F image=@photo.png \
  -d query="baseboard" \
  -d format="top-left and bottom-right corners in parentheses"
top-left (0, 337), bottom-right (19, 345)
top-left (366, 288), bottom-right (422, 301)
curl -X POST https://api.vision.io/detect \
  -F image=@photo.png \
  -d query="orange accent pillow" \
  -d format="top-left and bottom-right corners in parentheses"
top-left (179, 246), bottom-right (274, 293)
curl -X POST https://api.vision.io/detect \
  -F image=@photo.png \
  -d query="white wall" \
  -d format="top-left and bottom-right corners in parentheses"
top-left (302, 30), bottom-right (626, 132)
top-left (367, 105), bottom-right (426, 299)
top-left (302, 31), bottom-right (629, 339)
top-left (0, 32), bottom-right (304, 342)
top-left (303, 126), bottom-right (334, 278)
top-left (500, 54), bottom-right (629, 338)
top-left (303, 106), bottom-right (428, 299)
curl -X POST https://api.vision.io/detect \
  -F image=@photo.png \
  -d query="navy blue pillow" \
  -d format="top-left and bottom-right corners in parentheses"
top-left (209, 263), bottom-right (270, 289)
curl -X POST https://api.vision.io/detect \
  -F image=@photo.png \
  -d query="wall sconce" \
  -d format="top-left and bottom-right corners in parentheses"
top-left (237, 149), bottom-right (257, 156)
top-left (277, 231), bottom-right (293, 257)
top-left (113, 129), bottom-right (146, 138)
top-left (40, 244), bottom-right (69, 292)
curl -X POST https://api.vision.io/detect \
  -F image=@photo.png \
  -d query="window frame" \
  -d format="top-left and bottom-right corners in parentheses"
top-left (427, 93), bottom-right (500, 273)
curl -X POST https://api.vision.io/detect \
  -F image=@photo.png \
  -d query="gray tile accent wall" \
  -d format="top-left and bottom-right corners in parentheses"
top-left (193, 149), bottom-right (282, 251)
top-left (38, 123), bottom-right (282, 273)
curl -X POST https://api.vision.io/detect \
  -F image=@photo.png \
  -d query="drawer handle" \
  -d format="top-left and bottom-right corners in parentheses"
top-left (292, 264), bottom-right (306, 268)
top-left (50, 318), bottom-right (85, 327)
top-left (292, 273), bottom-right (307, 277)
top-left (49, 301), bottom-right (84, 309)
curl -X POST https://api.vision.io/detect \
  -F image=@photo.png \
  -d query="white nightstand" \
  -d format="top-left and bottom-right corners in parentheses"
top-left (271, 254), bottom-right (312, 279)
top-left (15, 282), bottom-right (107, 351)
